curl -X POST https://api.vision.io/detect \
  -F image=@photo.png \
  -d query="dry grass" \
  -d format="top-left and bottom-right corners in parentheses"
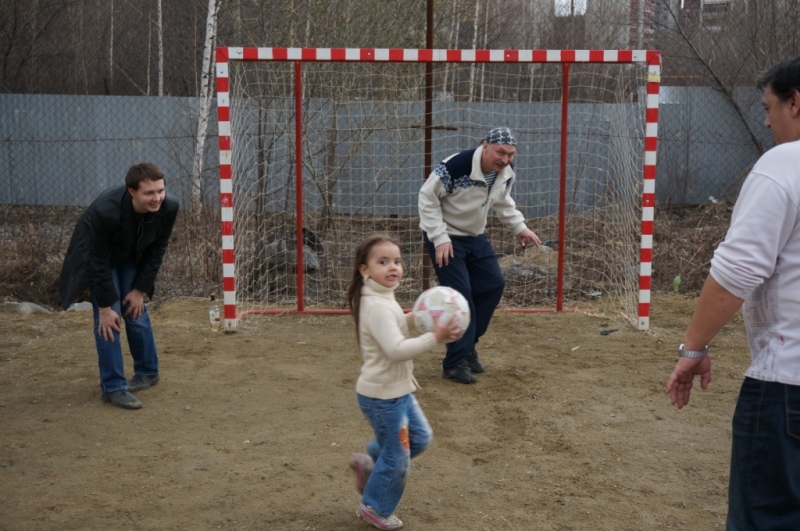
top-left (0, 203), bottom-right (732, 308)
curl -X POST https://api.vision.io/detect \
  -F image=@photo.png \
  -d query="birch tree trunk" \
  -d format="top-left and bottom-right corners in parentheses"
top-left (191, 0), bottom-right (221, 213)
top-left (467, 0), bottom-right (480, 102)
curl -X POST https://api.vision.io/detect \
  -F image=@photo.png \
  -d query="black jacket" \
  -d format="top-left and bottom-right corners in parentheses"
top-left (59, 185), bottom-right (179, 310)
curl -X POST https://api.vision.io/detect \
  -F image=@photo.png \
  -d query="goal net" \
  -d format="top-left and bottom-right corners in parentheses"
top-left (216, 48), bottom-right (661, 331)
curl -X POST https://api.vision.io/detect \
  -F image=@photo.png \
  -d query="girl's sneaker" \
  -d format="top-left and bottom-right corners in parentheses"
top-left (347, 452), bottom-right (374, 494)
top-left (356, 503), bottom-right (403, 530)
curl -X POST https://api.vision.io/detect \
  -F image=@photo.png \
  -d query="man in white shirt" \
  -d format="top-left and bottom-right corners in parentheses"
top-left (419, 128), bottom-right (540, 384)
top-left (666, 54), bottom-right (800, 529)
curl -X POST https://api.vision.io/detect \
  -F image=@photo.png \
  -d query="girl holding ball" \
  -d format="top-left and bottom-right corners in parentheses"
top-left (345, 233), bottom-right (461, 530)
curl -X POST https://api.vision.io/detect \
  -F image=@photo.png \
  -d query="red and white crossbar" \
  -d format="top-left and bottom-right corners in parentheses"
top-left (215, 47), bottom-right (661, 331)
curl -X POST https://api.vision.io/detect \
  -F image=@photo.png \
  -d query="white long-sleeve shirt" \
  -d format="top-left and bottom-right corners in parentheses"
top-left (710, 139), bottom-right (800, 385)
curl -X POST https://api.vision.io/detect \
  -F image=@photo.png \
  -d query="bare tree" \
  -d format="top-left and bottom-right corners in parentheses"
top-left (650, 0), bottom-right (800, 156)
top-left (158, 0), bottom-right (163, 96)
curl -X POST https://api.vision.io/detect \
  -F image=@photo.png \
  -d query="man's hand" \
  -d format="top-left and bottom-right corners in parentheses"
top-left (516, 229), bottom-right (541, 249)
top-left (434, 242), bottom-right (454, 267)
top-left (122, 289), bottom-right (145, 321)
top-left (98, 306), bottom-right (121, 342)
top-left (666, 355), bottom-right (712, 409)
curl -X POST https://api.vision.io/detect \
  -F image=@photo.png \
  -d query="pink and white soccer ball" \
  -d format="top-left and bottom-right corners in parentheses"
top-left (412, 286), bottom-right (470, 343)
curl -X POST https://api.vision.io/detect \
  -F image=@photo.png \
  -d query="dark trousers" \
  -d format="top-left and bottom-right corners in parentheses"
top-left (423, 233), bottom-right (505, 369)
top-left (727, 377), bottom-right (800, 530)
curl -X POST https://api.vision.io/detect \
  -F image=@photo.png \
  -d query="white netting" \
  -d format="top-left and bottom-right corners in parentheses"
top-left (224, 57), bottom-right (647, 320)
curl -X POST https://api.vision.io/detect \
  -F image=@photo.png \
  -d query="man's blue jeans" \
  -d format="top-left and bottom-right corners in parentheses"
top-left (91, 259), bottom-right (159, 394)
top-left (357, 393), bottom-right (433, 517)
top-left (423, 232), bottom-right (505, 369)
top-left (727, 377), bottom-right (800, 530)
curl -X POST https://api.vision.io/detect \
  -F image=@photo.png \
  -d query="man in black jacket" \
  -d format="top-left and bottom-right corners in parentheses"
top-left (60, 163), bottom-right (179, 409)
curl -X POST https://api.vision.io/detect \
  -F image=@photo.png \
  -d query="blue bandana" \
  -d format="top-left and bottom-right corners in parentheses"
top-left (484, 127), bottom-right (517, 146)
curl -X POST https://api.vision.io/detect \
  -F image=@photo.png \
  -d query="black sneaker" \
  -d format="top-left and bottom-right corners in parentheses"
top-left (128, 374), bottom-right (160, 392)
top-left (102, 390), bottom-right (143, 410)
top-left (466, 350), bottom-right (485, 373)
top-left (442, 362), bottom-right (477, 384)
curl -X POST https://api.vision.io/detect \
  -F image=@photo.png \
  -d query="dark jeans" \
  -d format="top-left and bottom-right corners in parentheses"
top-left (91, 259), bottom-right (159, 393)
top-left (423, 232), bottom-right (505, 369)
top-left (727, 377), bottom-right (800, 530)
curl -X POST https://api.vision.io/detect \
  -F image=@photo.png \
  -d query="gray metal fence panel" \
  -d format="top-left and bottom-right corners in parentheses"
top-left (0, 89), bottom-right (771, 210)
top-left (0, 94), bottom-right (219, 207)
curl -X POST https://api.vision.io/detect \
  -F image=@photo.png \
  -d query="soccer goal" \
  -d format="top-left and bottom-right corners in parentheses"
top-left (215, 47), bottom-right (661, 332)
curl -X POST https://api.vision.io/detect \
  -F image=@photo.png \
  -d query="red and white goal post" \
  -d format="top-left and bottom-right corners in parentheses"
top-left (215, 47), bottom-right (661, 332)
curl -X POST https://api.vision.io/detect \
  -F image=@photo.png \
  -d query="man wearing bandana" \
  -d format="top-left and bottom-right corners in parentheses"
top-left (419, 127), bottom-right (541, 384)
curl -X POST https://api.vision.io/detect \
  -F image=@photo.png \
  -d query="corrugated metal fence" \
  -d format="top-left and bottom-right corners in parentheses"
top-left (0, 88), bottom-right (773, 305)
top-left (0, 88), bottom-right (772, 209)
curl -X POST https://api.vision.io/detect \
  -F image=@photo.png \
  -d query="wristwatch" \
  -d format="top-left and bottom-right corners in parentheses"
top-left (678, 344), bottom-right (709, 358)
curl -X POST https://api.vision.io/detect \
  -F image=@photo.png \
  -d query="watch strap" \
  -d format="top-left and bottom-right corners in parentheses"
top-left (678, 343), bottom-right (709, 358)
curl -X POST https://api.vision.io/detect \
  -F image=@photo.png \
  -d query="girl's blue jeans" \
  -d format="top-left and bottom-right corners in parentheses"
top-left (727, 377), bottom-right (800, 530)
top-left (357, 393), bottom-right (433, 517)
top-left (91, 259), bottom-right (159, 394)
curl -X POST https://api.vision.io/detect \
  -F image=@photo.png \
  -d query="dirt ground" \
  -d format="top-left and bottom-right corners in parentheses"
top-left (0, 293), bottom-right (748, 530)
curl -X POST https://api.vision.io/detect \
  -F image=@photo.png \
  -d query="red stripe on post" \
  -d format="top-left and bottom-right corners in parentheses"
top-left (639, 276), bottom-right (652, 290)
top-left (418, 49), bottom-right (433, 62)
top-left (219, 165), bottom-right (231, 179)
top-left (220, 193), bottom-right (233, 208)
top-left (222, 249), bottom-right (234, 263)
top-left (223, 277), bottom-right (235, 292)
top-left (618, 50), bottom-right (633, 62)
top-left (224, 305), bottom-right (236, 319)
top-left (217, 106), bottom-right (230, 121)
top-left (647, 50), bottom-right (660, 65)
top-left (331, 48), bottom-right (346, 61)
top-left (447, 49), bottom-right (462, 62)
top-left (216, 78), bottom-right (229, 93)
top-left (641, 220), bottom-right (654, 235)
top-left (533, 50), bottom-right (547, 62)
top-left (561, 50), bottom-right (576, 62)
top-left (639, 302), bottom-right (651, 317)
top-left (272, 48), bottom-right (288, 60)
top-left (216, 48), bottom-right (228, 62)
top-left (504, 50), bottom-right (519, 62)
top-left (389, 49), bottom-right (405, 61)
top-left (589, 50), bottom-right (605, 62)
top-left (221, 221), bottom-right (233, 236)
top-left (643, 165), bottom-right (656, 179)
top-left (646, 108), bottom-right (659, 123)
top-left (647, 82), bottom-right (660, 94)
top-left (475, 50), bottom-right (490, 62)
top-left (360, 49), bottom-right (376, 61)
top-left (243, 47), bottom-right (258, 61)
top-left (301, 48), bottom-right (316, 61)
top-left (218, 136), bottom-right (230, 150)
top-left (645, 137), bottom-right (658, 151)
top-left (642, 193), bottom-right (655, 208)
top-left (641, 248), bottom-right (653, 262)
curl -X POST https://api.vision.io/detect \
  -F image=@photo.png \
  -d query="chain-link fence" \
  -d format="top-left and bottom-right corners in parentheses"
top-left (0, 94), bottom-right (223, 306)
top-left (0, 79), bottom-right (771, 308)
top-left (3, 0), bottom-right (797, 309)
